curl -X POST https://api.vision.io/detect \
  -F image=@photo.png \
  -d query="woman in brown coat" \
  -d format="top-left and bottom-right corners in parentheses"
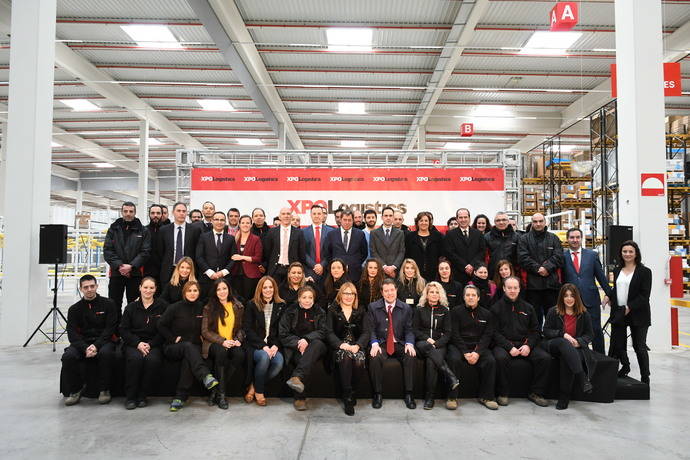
top-left (202, 278), bottom-right (245, 409)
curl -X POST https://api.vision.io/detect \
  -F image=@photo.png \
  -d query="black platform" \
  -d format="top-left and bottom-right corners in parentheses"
top-left (615, 376), bottom-right (650, 400)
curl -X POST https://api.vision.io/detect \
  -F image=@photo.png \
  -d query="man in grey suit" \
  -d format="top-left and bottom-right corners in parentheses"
top-left (370, 206), bottom-right (405, 278)
top-left (302, 204), bottom-right (334, 283)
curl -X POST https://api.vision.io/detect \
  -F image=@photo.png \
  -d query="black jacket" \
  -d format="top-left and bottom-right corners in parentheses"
top-left (262, 225), bottom-right (306, 276)
top-left (396, 279), bottom-right (423, 307)
top-left (159, 280), bottom-right (188, 305)
top-left (158, 222), bottom-right (202, 284)
top-left (157, 299), bottom-right (204, 345)
top-left (517, 226), bottom-right (564, 290)
top-left (413, 304), bottom-right (451, 347)
top-left (610, 265), bottom-right (652, 327)
top-left (443, 227), bottom-right (487, 284)
top-left (543, 306), bottom-right (596, 378)
top-left (405, 230), bottom-right (443, 282)
top-left (195, 230), bottom-right (237, 279)
top-left (491, 296), bottom-right (540, 351)
top-left (120, 298), bottom-right (168, 347)
top-left (279, 304), bottom-right (327, 348)
top-left (438, 279), bottom-right (464, 309)
top-left (325, 303), bottom-right (368, 349)
top-left (143, 221), bottom-right (164, 279)
top-left (485, 225), bottom-right (519, 278)
top-left (103, 217), bottom-right (151, 277)
top-left (251, 223), bottom-right (269, 239)
top-left (358, 278), bottom-right (382, 309)
top-left (279, 280), bottom-right (324, 309)
top-left (450, 303), bottom-right (494, 353)
top-left (243, 300), bottom-right (286, 349)
top-left (66, 295), bottom-right (119, 353)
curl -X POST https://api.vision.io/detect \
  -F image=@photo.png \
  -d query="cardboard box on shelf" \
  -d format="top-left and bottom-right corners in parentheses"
top-left (667, 171), bottom-right (685, 184)
top-left (666, 159), bottom-right (684, 171)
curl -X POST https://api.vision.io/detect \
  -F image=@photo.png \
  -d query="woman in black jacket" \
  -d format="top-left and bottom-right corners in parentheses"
top-left (436, 259), bottom-right (463, 309)
top-left (157, 280), bottom-right (219, 412)
top-left (608, 240), bottom-right (652, 384)
top-left (279, 262), bottom-right (323, 308)
top-left (491, 259), bottom-right (517, 305)
top-left (358, 258), bottom-right (383, 308)
top-left (120, 277), bottom-right (167, 409)
top-left (397, 258), bottom-right (426, 306)
top-left (243, 276), bottom-right (286, 406)
top-left (405, 211), bottom-right (443, 282)
top-left (159, 257), bottom-right (196, 304)
top-left (323, 258), bottom-right (350, 305)
top-left (326, 281), bottom-right (368, 416)
top-left (413, 281), bottom-right (460, 409)
top-left (543, 283), bottom-right (595, 410)
top-left (280, 286), bottom-right (328, 411)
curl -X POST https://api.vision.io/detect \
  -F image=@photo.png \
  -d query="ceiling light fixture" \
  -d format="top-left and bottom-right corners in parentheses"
top-left (60, 99), bottom-right (100, 111)
top-left (51, 141), bottom-right (62, 148)
top-left (197, 99), bottom-right (235, 111)
top-left (130, 138), bottom-right (163, 145)
top-left (444, 142), bottom-right (471, 150)
top-left (93, 162), bottom-right (116, 168)
top-left (236, 138), bottom-right (264, 146)
top-left (338, 102), bottom-right (367, 114)
top-left (519, 31), bottom-right (582, 56)
top-left (121, 24), bottom-right (182, 49)
top-left (340, 140), bottom-right (366, 148)
top-left (472, 105), bottom-right (513, 118)
top-left (326, 28), bottom-right (373, 52)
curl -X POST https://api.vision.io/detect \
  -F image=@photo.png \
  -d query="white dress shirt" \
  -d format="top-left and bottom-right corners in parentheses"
top-left (205, 231), bottom-right (230, 278)
top-left (616, 270), bottom-right (634, 307)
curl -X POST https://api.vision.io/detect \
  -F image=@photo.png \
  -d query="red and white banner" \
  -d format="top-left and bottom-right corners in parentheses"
top-left (611, 62), bottom-right (682, 97)
top-left (191, 168), bottom-right (506, 227)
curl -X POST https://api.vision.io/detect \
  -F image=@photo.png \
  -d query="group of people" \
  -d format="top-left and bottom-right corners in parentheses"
top-left (61, 200), bottom-right (652, 415)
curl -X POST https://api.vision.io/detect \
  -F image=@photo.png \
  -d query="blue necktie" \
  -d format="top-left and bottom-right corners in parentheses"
top-left (174, 226), bottom-right (183, 264)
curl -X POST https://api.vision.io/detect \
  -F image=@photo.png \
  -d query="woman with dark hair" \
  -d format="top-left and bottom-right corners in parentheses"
top-left (280, 286), bottom-right (328, 411)
top-left (160, 257), bottom-right (196, 304)
top-left (405, 211), bottom-right (443, 282)
top-left (413, 281), bottom-right (459, 409)
top-left (230, 215), bottom-right (263, 301)
top-left (467, 264), bottom-right (497, 308)
top-left (120, 277), bottom-right (167, 410)
top-left (158, 280), bottom-right (219, 412)
top-left (543, 283), bottom-right (595, 410)
top-left (358, 258), bottom-right (383, 308)
top-left (491, 259), bottom-right (516, 305)
top-left (201, 279), bottom-right (245, 410)
top-left (608, 240), bottom-right (651, 384)
top-left (250, 207), bottom-right (269, 239)
top-left (437, 259), bottom-right (463, 309)
top-left (446, 217), bottom-right (458, 232)
top-left (323, 258), bottom-right (350, 305)
top-left (325, 281), bottom-right (368, 415)
top-left (243, 276), bottom-right (286, 406)
top-left (472, 214), bottom-right (492, 234)
top-left (279, 262), bottom-right (323, 308)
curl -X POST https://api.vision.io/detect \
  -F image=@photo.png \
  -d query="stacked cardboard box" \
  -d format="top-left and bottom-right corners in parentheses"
top-left (666, 159), bottom-right (685, 184)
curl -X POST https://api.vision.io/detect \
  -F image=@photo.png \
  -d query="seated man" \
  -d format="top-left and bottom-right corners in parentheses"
top-left (61, 275), bottom-right (119, 406)
top-left (366, 278), bottom-right (417, 409)
top-left (491, 276), bottom-right (550, 407)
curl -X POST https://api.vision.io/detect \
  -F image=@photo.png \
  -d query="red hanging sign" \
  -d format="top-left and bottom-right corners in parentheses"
top-left (611, 62), bottom-right (682, 97)
top-left (550, 2), bottom-right (579, 31)
top-left (460, 123), bottom-right (474, 137)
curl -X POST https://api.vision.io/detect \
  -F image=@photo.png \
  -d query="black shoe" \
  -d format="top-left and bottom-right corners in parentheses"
top-left (125, 400), bottom-right (137, 410)
top-left (136, 399), bottom-right (147, 408)
top-left (217, 394), bottom-right (229, 410)
top-left (582, 377), bottom-right (593, 394)
top-left (440, 363), bottom-right (460, 391)
top-left (207, 391), bottom-right (217, 406)
top-left (641, 375), bottom-right (650, 385)
top-left (556, 399), bottom-right (569, 410)
top-left (343, 399), bottom-right (355, 416)
top-left (404, 393), bottom-right (416, 410)
top-left (423, 397), bottom-right (434, 410)
top-left (617, 364), bottom-right (631, 378)
top-left (372, 393), bottom-right (383, 409)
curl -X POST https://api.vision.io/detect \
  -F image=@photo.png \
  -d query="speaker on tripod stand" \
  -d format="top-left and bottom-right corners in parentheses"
top-left (24, 224), bottom-right (69, 351)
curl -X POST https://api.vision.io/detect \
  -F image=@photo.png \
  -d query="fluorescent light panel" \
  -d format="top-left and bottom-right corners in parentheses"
top-left (472, 105), bottom-right (513, 118)
top-left (341, 140), bottom-right (366, 148)
top-left (197, 99), bottom-right (235, 111)
top-left (327, 28), bottom-right (373, 52)
top-left (121, 24), bottom-right (182, 49)
top-left (60, 99), bottom-right (100, 111)
top-left (131, 138), bottom-right (163, 145)
top-left (51, 141), bottom-right (62, 148)
top-left (338, 102), bottom-right (366, 114)
top-left (93, 162), bottom-right (116, 168)
top-left (236, 138), bottom-right (264, 146)
top-left (519, 31), bottom-right (582, 55)
top-left (444, 142), bottom-right (471, 150)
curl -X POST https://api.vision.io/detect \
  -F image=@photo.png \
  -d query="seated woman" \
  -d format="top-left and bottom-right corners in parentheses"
top-left (201, 279), bottom-right (246, 410)
top-left (325, 282), bottom-right (367, 416)
top-left (436, 258), bottom-right (463, 309)
top-left (243, 276), bottom-right (286, 406)
top-left (467, 264), bottom-right (496, 308)
top-left (279, 262), bottom-right (323, 308)
top-left (160, 257), bottom-right (196, 304)
top-left (120, 277), bottom-right (167, 410)
top-left (491, 259), bottom-right (516, 305)
top-left (413, 281), bottom-right (459, 409)
top-left (358, 258), bottom-right (383, 309)
top-left (397, 258), bottom-right (426, 306)
top-left (158, 280), bottom-right (219, 412)
top-left (542, 283), bottom-right (595, 410)
top-left (280, 286), bottom-right (327, 411)
top-left (323, 258), bottom-right (350, 305)
top-left (230, 215), bottom-right (263, 302)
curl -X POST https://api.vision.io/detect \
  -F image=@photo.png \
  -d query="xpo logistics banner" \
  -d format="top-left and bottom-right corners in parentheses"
top-left (191, 168), bottom-right (505, 228)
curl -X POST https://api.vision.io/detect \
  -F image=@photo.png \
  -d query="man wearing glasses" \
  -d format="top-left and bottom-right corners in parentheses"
top-left (485, 211), bottom-right (520, 278)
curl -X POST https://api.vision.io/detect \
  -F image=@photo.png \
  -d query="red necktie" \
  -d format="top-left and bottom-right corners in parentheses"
top-left (314, 226), bottom-right (321, 264)
top-left (386, 305), bottom-right (395, 355)
top-left (573, 251), bottom-right (580, 273)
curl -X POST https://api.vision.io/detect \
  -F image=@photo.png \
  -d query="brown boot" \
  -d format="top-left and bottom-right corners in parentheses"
top-left (294, 399), bottom-right (307, 411)
top-left (244, 384), bottom-right (255, 403)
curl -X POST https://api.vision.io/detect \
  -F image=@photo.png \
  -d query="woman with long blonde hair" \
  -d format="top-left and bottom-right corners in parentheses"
top-left (397, 258), bottom-right (426, 306)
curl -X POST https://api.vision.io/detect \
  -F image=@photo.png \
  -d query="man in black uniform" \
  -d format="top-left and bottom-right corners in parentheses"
top-left (196, 211), bottom-right (237, 300)
top-left (61, 275), bottom-right (119, 406)
top-left (491, 276), bottom-right (550, 407)
top-left (485, 211), bottom-right (519, 278)
top-left (446, 284), bottom-right (498, 410)
top-left (143, 204), bottom-right (165, 286)
top-left (103, 201), bottom-right (151, 308)
top-left (443, 208), bottom-right (486, 284)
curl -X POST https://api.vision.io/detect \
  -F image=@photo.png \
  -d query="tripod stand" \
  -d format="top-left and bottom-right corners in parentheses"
top-left (23, 263), bottom-right (68, 351)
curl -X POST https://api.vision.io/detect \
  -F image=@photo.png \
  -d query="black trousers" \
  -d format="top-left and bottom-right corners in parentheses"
top-left (525, 289), bottom-right (559, 327)
top-left (334, 352), bottom-right (365, 395)
top-left (163, 342), bottom-right (211, 399)
top-left (270, 265), bottom-right (289, 286)
top-left (124, 345), bottom-right (163, 401)
top-left (108, 275), bottom-right (141, 308)
top-left (446, 345), bottom-right (496, 400)
top-left (287, 339), bottom-right (327, 399)
top-left (543, 338), bottom-right (584, 398)
top-left (208, 343), bottom-right (245, 385)
top-left (368, 342), bottom-right (415, 394)
top-left (61, 342), bottom-right (116, 393)
top-left (415, 341), bottom-right (448, 397)
top-left (609, 323), bottom-right (650, 378)
top-left (493, 345), bottom-right (551, 396)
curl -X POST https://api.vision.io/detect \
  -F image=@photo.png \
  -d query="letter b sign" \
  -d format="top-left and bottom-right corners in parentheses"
top-left (460, 123), bottom-right (474, 137)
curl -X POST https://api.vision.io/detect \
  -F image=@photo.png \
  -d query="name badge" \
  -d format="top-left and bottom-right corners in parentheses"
top-left (95, 311), bottom-right (104, 315)
top-left (406, 298), bottom-right (414, 305)
top-left (519, 312), bottom-right (528, 316)
top-left (478, 319), bottom-right (486, 323)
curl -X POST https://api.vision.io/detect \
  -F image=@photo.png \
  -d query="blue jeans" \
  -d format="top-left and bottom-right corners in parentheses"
top-left (586, 305), bottom-right (604, 354)
top-left (253, 349), bottom-right (284, 394)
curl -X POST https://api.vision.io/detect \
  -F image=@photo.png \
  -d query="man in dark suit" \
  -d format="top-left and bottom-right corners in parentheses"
top-left (366, 279), bottom-right (417, 409)
top-left (369, 206), bottom-right (405, 278)
top-left (323, 210), bottom-right (368, 283)
top-left (159, 202), bottom-right (202, 285)
top-left (196, 211), bottom-right (238, 300)
top-left (563, 228), bottom-right (612, 353)
top-left (262, 207), bottom-right (306, 284)
top-left (199, 201), bottom-right (216, 232)
top-left (302, 204), bottom-right (335, 283)
top-left (443, 208), bottom-right (486, 284)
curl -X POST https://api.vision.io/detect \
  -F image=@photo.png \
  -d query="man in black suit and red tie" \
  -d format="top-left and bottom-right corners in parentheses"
top-left (443, 208), bottom-right (486, 284)
top-left (158, 202), bottom-right (202, 285)
top-left (262, 207), bottom-right (306, 284)
top-left (196, 211), bottom-right (237, 300)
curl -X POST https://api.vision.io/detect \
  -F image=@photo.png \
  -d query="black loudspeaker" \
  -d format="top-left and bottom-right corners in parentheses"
top-left (608, 225), bottom-right (633, 266)
top-left (39, 224), bottom-right (68, 264)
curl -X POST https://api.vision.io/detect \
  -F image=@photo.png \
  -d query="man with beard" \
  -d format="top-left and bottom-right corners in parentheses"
top-left (160, 205), bottom-right (170, 225)
top-left (143, 204), bottom-right (165, 286)
top-left (353, 209), bottom-right (366, 230)
top-left (226, 208), bottom-right (240, 237)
